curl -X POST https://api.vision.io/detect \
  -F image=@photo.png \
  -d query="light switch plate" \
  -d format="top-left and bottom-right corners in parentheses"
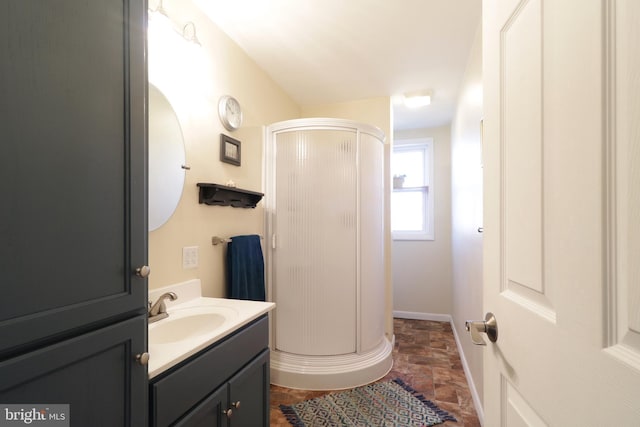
top-left (182, 246), bottom-right (199, 269)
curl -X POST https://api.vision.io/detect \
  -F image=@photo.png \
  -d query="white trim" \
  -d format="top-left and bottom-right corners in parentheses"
top-left (391, 138), bottom-right (435, 240)
top-left (393, 310), bottom-right (485, 426)
top-left (393, 310), bottom-right (451, 322)
top-left (392, 232), bottom-right (434, 241)
top-left (450, 317), bottom-right (485, 426)
top-left (267, 117), bottom-right (385, 142)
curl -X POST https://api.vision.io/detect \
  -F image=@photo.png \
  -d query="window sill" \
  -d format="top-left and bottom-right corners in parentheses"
top-left (392, 232), bottom-right (434, 241)
top-left (392, 185), bottom-right (429, 192)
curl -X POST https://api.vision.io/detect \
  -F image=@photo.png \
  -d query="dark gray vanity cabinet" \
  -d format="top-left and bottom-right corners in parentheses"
top-left (174, 384), bottom-right (229, 427)
top-left (0, 316), bottom-right (147, 425)
top-left (150, 316), bottom-right (270, 427)
top-left (0, 0), bottom-right (148, 425)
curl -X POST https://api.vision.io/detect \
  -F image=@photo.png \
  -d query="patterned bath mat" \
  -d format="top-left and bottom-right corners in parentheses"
top-left (280, 378), bottom-right (457, 426)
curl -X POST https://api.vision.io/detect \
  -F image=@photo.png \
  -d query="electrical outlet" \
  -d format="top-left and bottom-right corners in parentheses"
top-left (182, 246), bottom-right (199, 269)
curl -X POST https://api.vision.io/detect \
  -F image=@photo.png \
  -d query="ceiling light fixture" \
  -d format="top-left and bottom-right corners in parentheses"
top-left (403, 90), bottom-right (432, 108)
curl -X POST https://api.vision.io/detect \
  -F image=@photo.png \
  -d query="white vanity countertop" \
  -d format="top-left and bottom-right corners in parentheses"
top-left (147, 279), bottom-right (275, 379)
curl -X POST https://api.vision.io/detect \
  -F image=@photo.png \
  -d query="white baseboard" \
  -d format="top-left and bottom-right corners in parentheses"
top-left (393, 310), bottom-right (484, 426)
top-left (450, 319), bottom-right (485, 426)
top-left (393, 310), bottom-right (452, 322)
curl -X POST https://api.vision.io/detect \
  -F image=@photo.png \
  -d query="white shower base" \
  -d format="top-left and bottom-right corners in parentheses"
top-left (270, 337), bottom-right (394, 390)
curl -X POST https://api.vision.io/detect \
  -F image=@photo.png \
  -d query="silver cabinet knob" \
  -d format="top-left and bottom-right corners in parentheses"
top-left (135, 352), bottom-right (150, 365)
top-left (223, 408), bottom-right (233, 418)
top-left (465, 312), bottom-right (498, 346)
top-left (135, 265), bottom-right (151, 278)
top-left (232, 401), bottom-right (241, 409)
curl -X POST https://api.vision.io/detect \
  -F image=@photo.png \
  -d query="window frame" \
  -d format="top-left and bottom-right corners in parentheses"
top-left (391, 138), bottom-right (435, 241)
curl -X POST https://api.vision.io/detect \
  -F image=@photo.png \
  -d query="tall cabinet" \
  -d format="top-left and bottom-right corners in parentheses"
top-left (0, 1), bottom-right (148, 425)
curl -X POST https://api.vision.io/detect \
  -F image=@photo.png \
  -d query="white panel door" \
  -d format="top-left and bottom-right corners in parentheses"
top-left (483, 0), bottom-right (640, 425)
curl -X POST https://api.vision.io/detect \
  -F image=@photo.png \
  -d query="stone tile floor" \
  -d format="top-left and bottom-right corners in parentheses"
top-left (270, 318), bottom-right (481, 426)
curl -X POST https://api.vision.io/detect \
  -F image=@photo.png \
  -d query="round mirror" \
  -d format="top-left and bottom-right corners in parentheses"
top-left (149, 84), bottom-right (186, 231)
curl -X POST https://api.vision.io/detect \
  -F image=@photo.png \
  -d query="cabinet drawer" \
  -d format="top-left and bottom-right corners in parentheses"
top-left (150, 315), bottom-right (268, 427)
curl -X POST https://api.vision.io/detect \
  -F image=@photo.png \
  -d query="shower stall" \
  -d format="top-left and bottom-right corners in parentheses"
top-left (264, 118), bottom-right (392, 390)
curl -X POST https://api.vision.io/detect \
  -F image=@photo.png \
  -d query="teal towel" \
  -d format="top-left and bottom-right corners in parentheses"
top-left (226, 235), bottom-right (266, 301)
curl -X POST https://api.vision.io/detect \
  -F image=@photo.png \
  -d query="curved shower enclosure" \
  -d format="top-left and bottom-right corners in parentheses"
top-left (264, 118), bottom-right (392, 390)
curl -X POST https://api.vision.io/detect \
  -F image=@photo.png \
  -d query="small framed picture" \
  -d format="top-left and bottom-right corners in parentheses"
top-left (220, 134), bottom-right (241, 166)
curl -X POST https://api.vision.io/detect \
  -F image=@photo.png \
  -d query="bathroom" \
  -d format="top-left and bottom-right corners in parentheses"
top-left (149, 0), bottom-right (640, 423)
top-left (0, 0), bottom-right (484, 424)
top-left (4, 0), bottom-right (640, 425)
top-left (148, 0), bottom-right (484, 421)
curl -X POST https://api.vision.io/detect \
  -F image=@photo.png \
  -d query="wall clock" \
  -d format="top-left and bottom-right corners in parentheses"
top-left (218, 95), bottom-right (243, 131)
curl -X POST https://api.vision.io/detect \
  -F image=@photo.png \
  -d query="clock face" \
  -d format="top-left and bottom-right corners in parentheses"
top-left (218, 96), bottom-right (243, 131)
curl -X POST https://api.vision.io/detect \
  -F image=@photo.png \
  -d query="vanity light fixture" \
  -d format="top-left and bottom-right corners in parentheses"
top-left (150, 0), bottom-right (171, 20)
top-left (182, 22), bottom-right (201, 46)
top-left (403, 90), bottom-right (432, 108)
top-left (149, 0), bottom-right (202, 46)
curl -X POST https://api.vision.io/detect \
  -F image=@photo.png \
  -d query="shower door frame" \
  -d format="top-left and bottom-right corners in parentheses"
top-left (264, 118), bottom-right (385, 357)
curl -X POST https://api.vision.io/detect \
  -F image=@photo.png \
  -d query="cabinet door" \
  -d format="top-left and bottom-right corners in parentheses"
top-left (228, 349), bottom-right (270, 427)
top-left (0, 0), bottom-right (147, 357)
top-left (173, 385), bottom-right (229, 427)
top-left (0, 316), bottom-right (147, 426)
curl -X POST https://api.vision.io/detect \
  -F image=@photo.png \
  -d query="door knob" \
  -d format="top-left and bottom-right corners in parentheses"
top-left (465, 312), bottom-right (498, 346)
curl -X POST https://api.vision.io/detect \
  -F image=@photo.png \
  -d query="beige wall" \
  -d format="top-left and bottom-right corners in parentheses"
top-left (301, 98), bottom-right (395, 338)
top-left (301, 97), bottom-right (391, 136)
top-left (451, 24), bottom-right (484, 410)
top-left (148, 0), bottom-right (299, 296)
top-left (392, 125), bottom-right (453, 317)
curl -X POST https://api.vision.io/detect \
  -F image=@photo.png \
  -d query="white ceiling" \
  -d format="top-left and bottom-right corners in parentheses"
top-left (194, 0), bottom-right (481, 130)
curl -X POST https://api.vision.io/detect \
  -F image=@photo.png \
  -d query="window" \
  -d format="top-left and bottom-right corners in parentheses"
top-left (391, 138), bottom-right (434, 240)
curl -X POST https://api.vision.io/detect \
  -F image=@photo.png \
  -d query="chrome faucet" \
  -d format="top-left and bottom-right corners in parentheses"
top-left (148, 292), bottom-right (178, 323)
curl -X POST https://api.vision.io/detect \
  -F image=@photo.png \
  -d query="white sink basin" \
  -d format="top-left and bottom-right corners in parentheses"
top-left (149, 306), bottom-right (238, 345)
top-left (145, 284), bottom-right (275, 379)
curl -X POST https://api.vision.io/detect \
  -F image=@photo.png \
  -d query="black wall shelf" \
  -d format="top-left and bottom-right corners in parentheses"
top-left (197, 183), bottom-right (264, 208)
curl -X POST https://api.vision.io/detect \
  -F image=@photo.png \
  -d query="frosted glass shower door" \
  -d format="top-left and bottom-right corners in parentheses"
top-left (273, 128), bottom-right (357, 356)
